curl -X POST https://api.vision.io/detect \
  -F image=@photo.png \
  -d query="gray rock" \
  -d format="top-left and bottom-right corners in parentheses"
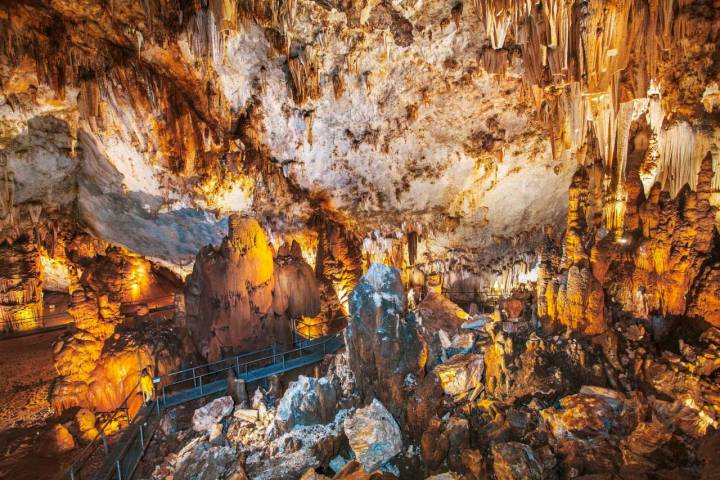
top-left (274, 375), bottom-right (337, 433)
top-left (192, 396), bottom-right (234, 435)
top-left (343, 398), bottom-right (402, 471)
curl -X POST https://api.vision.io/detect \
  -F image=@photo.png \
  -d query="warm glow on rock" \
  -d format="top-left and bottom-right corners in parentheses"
top-left (295, 315), bottom-right (328, 339)
top-left (127, 260), bottom-right (149, 302)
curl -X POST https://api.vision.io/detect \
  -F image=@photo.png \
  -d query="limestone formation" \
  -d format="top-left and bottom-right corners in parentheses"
top-left (185, 215), bottom-right (322, 360)
top-left (1, 0), bottom-right (720, 479)
top-left (0, 235), bottom-right (43, 332)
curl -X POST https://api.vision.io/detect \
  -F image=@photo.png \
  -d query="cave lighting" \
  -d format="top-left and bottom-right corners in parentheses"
top-left (128, 261), bottom-right (149, 302)
top-left (295, 315), bottom-right (328, 340)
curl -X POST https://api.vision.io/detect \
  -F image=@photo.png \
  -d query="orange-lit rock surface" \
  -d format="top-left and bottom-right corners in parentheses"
top-left (186, 215), bottom-right (322, 360)
top-left (50, 233), bottom-right (188, 413)
top-left (0, 234), bottom-right (43, 332)
top-left (539, 150), bottom-right (718, 336)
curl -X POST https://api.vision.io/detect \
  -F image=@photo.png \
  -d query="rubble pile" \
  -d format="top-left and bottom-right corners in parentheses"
top-left (144, 263), bottom-right (720, 479)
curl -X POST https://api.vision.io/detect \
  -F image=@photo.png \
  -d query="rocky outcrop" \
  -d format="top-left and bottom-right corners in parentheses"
top-left (185, 215), bottom-right (322, 361)
top-left (273, 375), bottom-right (337, 434)
top-left (346, 263), bottom-right (427, 421)
top-left (50, 236), bottom-right (189, 414)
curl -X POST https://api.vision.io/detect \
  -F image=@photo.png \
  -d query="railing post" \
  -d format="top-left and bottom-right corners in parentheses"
top-left (139, 423), bottom-right (145, 449)
top-left (101, 431), bottom-right (109, 455)
top-left (192, 367), bottom-right (197, 387)
top-left (69, 466), bottom-right (76, 480)
top-left (116, 459), bottom-right (122, 480)
top-left (236, 356), bottom-right (240, 376)
top-left (199, 375), bottom-right (203, 395)
top-left (156, 398), bottom-right (161, 415)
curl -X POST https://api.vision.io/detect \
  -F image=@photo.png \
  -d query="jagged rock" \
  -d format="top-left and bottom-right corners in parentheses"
top-left (346, 263), bottom-right (427, 420)
top-left (170, 438), bottom-right (239, 480)
top-left (421, 417), bottom-right (449, 471)
top-left (192, 396), bottom-right (234, 435)
top-left (491, 442), bottom-right (542, 480)
top-left (433, 353), bottom-right (484, 397)
top-left (460, 448), bottom-right (485, 480)
top-left (246, 410), bottom-right (349, 480)
top-left (273, 375), bottom-right (337, 434)
top-left (233, 408), bottom-right (259, 424)
top-left (344, 399), bottom-right (402, 472)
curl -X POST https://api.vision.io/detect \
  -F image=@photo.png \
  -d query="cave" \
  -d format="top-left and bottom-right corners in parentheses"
top-left (0, 0), bottom-right (719, 479)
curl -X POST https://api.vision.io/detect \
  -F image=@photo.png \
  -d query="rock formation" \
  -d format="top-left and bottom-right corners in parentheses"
top-left (185, 214), bottom-right (322, 360)
top-left (50, 233), bottom-right (190, 414)
top-left (346, 263), bottom-right (427, 421)
top-left (0, 234), bottom-right (43, 332)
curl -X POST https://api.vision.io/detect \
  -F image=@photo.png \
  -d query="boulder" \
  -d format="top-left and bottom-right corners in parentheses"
top-left (344, 399), bottom-right (402, 471)
top-left (192, 396), bottom-right (234, 435)
top-left (433, 353), bottom-right (484, 396)
top-left (274, 375), bottom-right (337, 433)
top-left (76, 408), bottom-right (99, 442)
top-left (540, 392), bottom-right (624, 440)
top-left (491, 442), bottom-right (542, 480)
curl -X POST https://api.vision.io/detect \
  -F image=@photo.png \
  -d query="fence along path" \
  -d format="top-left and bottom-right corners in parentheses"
top-left (64, 331), bottom-right (345, 480)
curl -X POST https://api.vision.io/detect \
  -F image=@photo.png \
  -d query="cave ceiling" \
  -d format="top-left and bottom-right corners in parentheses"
top-left (1, 0), bottom-right (718, 272)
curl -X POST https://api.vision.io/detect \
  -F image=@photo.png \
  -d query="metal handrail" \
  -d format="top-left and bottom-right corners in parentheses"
top-left (162, 345), bottom-right (275, 381)
top-left (62, 329), bottom-right (345, 480)
top-left (158, 333), bottom-right (342, 400)
top-left (98, 399), bottom-right (162, 480)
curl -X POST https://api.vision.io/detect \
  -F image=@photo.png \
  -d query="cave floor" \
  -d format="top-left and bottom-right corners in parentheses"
top-left (0, 329), bottom-right (73, 480)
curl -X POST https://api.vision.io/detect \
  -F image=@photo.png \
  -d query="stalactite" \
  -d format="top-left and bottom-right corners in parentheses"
top-left (0, 153), bottom-right (13, 222)
top-left (288, 48), bottom-right (321, 106)
top-left (408, 231), bottom-right (418, 267)
top-left (332, 68), bottom-right (345, 99)
top-left (482, 48), bottom-right (509, 75)
top-left (658, 122), bottom-right (698, 197)
top-left (472, 0), bottom-right (531, 50)
top-left (588, 92), bottom-right (617, 170)
top-left (304, 110), bottom-right (315, 146)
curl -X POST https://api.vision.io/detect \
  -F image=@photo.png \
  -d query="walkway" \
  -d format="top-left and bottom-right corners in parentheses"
top-left (64, 331), bottom-right (345, 480)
